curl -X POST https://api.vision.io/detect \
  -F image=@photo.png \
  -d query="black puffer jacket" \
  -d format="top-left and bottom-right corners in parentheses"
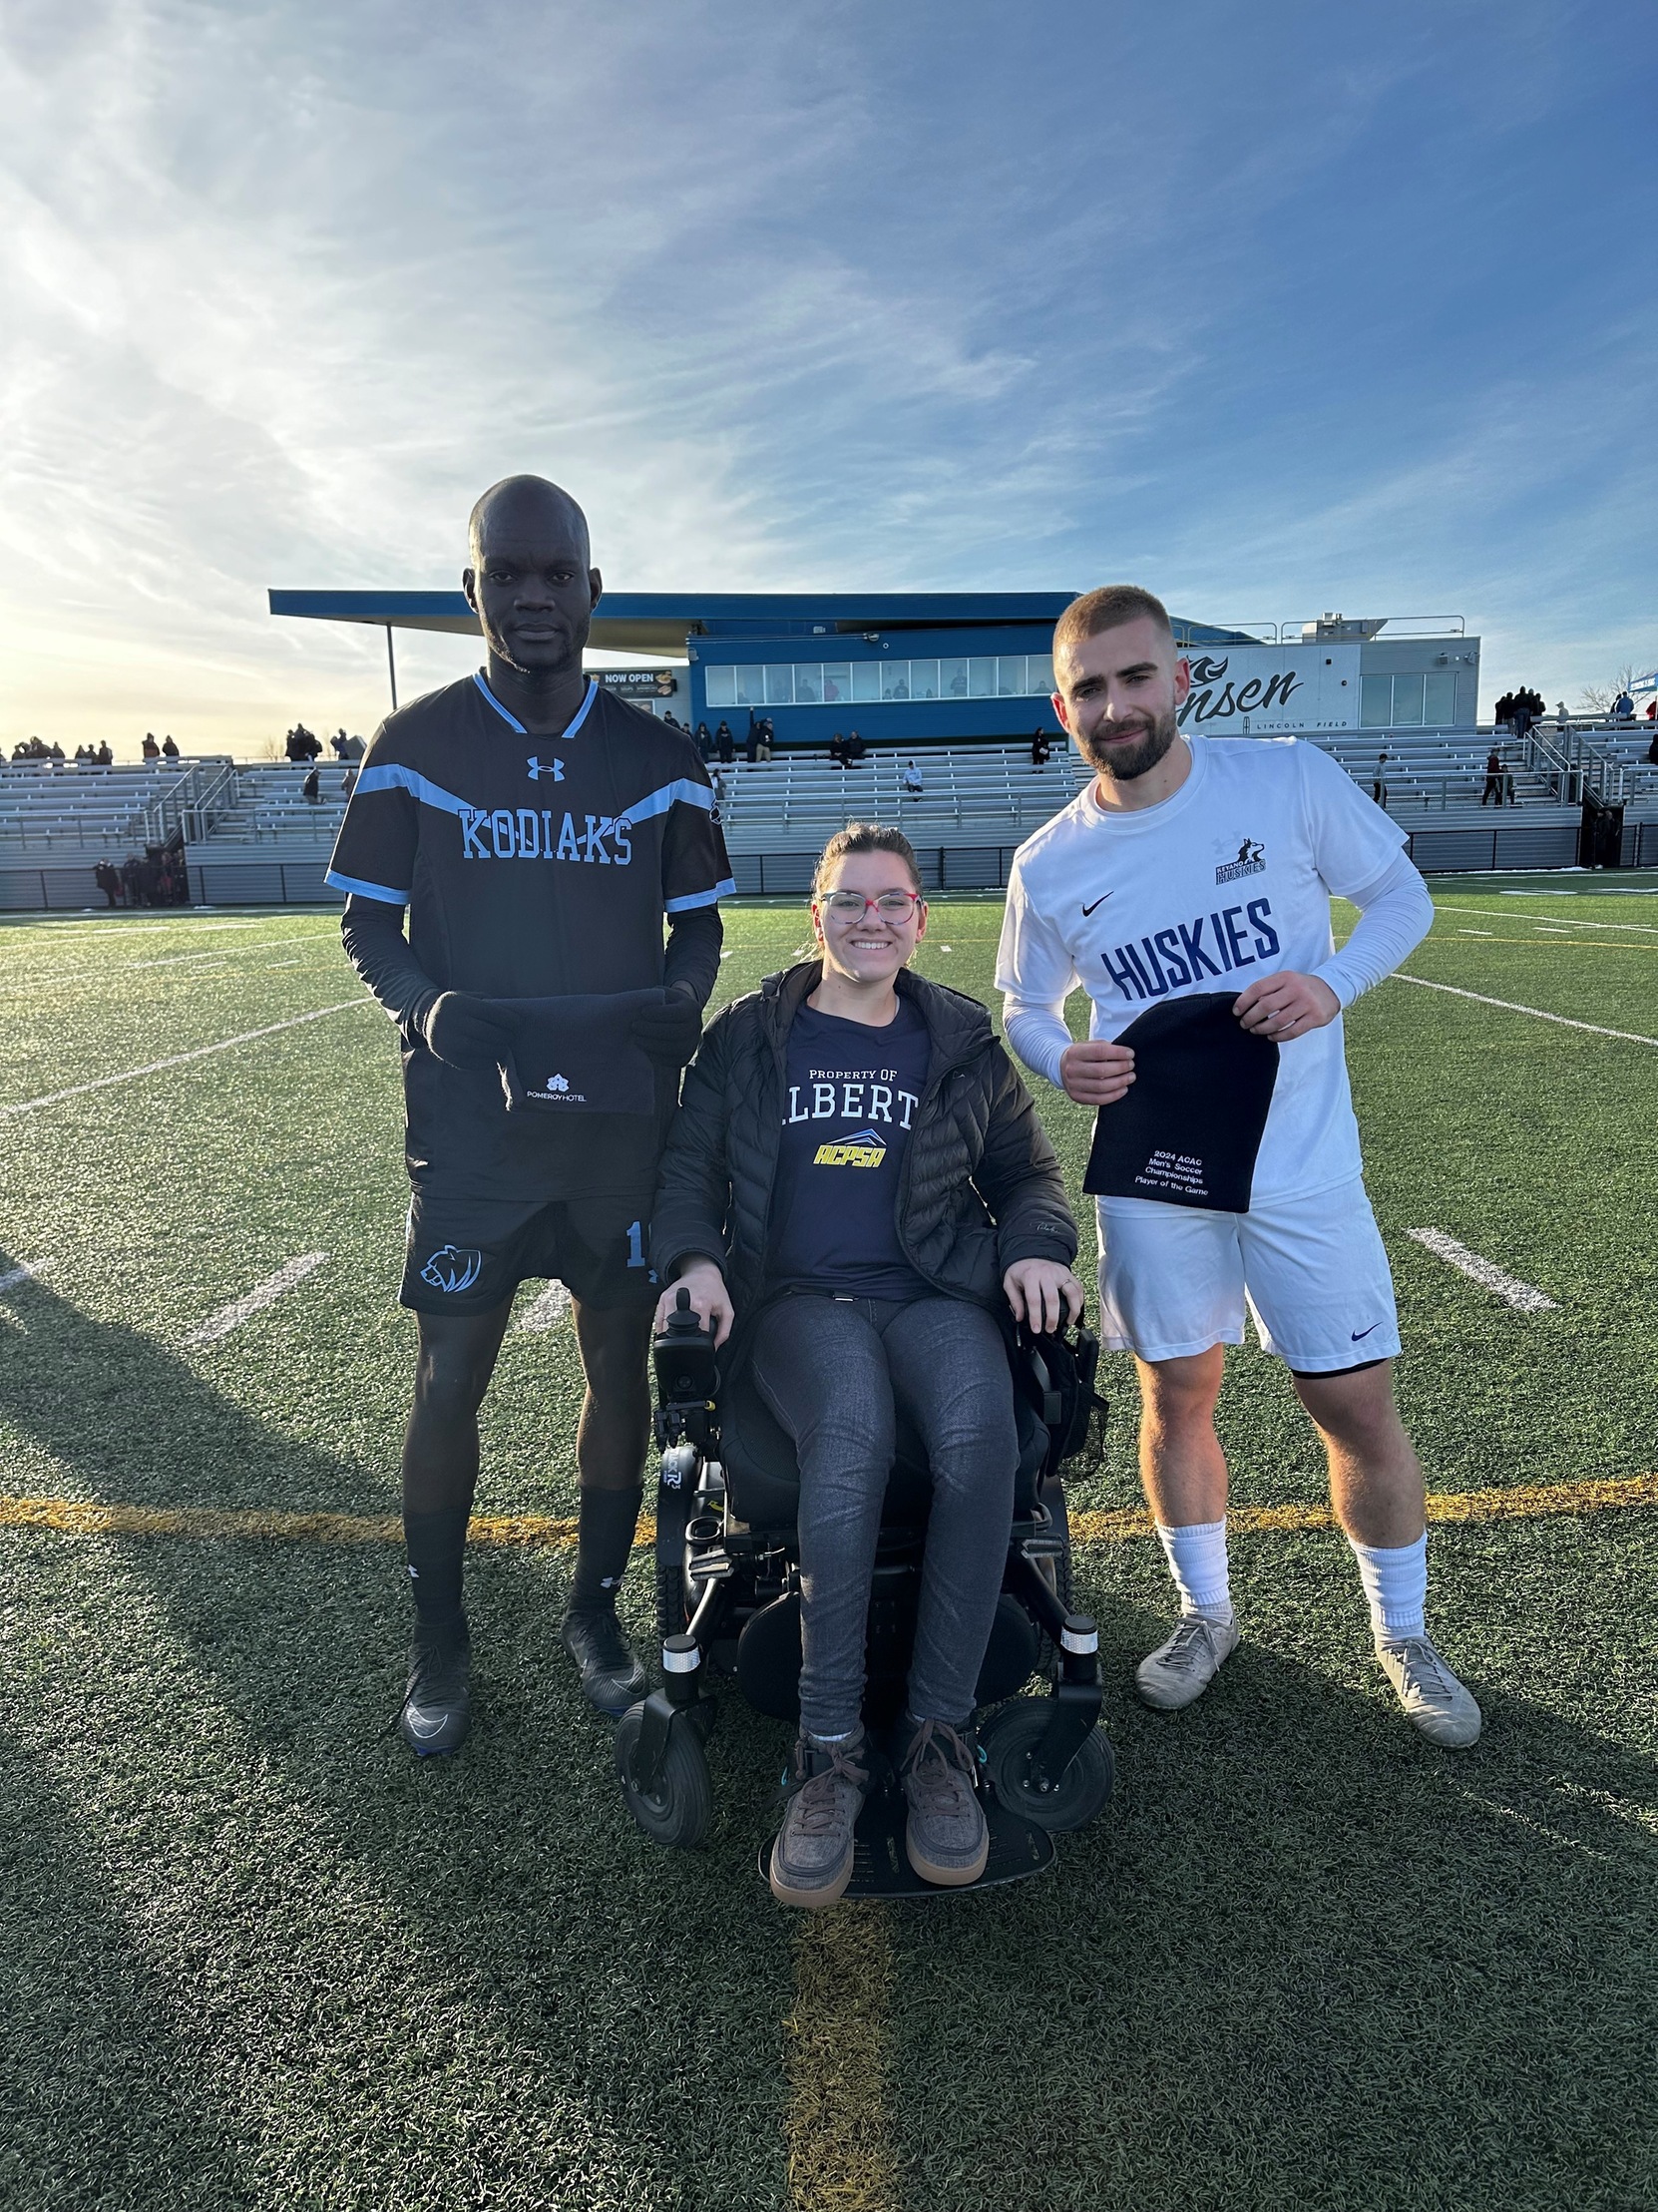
top-left (651, 963), bottom-right (1077, 1354)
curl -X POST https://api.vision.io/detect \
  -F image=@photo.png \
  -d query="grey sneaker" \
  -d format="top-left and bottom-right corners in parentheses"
top-left (900, 1717), bottom-right (989, 1888)
top-left (1377, 1634), bottom-right (1482, 1748)
top-left (769, 1730), bottom-right (870, 1909)
top-left (1135, 1612), bottom-right (1240, 1711)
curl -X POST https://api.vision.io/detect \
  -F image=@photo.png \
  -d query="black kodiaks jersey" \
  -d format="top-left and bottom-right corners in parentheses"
top-left (327, 672), bottom-right (734, 1199)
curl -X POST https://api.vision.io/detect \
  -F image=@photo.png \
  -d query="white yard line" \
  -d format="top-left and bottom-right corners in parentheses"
top-left (0, 999), bottom-right (371, 1118)
top-left (1390, 973), bottom-right (1658, 1047)
top-left (185, 1252), bottom-right (329, 1348)
top-left (0, 1258), bottom-right (51, 1294)
top-left (1406, 1229), bottom-right (1559, 1313)
top-left (1436, 903), bottom-right (1658, 934)
top-left (515, 1280), bottom-right (572, 1333)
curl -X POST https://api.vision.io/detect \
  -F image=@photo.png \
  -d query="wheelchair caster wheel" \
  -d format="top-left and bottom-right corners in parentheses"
top-left (981, 1700), bottom-right (1113, 1833)
top-left (615, 1700), bottom-right (713, 1850)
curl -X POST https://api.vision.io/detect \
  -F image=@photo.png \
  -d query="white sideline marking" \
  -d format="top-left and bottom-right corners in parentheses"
top-left (1406, 1229), bottom-right (1559, 1313)
top-left (185, 1252), bottom-right (329, 1347)
top-left (1443, 903), bottom-right (1658, 934)
top-left (1391, 974), bottom-right (1658, 1047)
top-left (516, 1281), bottom-right (571, 1333)
top-left (0, 1000), bottom-right (370, 1118)
top-left (0, 1259), bottom-right (51, 1294)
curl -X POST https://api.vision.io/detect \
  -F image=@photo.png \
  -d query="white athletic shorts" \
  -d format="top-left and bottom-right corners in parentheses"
top-left (1095, 1176), bottom-right (1402, 1373)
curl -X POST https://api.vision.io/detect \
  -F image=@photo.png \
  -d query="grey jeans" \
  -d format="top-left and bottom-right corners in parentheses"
top-left (750, 1293), bottom-right (1019, 1741)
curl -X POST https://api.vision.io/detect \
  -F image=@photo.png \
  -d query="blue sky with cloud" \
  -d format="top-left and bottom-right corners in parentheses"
top-left (1, 0), bottom-right (1652, 751)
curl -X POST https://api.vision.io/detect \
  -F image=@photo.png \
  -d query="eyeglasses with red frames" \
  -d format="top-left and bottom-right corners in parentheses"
top-left (816, 889), bottom-right (926, 920)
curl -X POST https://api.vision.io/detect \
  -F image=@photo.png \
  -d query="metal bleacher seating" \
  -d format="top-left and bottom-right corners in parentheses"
top-left (0, 759), bottom-right (222, 853)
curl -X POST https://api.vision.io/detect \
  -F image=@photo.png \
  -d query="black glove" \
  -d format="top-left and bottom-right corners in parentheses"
top-left (419, 991), bottom-right (517, 1072)
top-left (630, 985), bottom-right (704, 1069)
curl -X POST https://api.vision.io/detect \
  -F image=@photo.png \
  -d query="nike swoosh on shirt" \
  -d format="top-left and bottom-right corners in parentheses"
top-left (1081, 894), bottom-right (1112, 916)
top-left (1351, 1322), bottom-right (1381, 1341)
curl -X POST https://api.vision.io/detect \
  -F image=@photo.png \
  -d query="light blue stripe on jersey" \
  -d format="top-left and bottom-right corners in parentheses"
top-left (326, 869), bottom-right (408, 906)
top-left (472, 671), bottom-right (597, 738)
top-left (355, 763), bottom-right (470, 815)
top-left (664, 877), bottom-right (737, 914)
top-left (621, 776), bottom-right (715, 826)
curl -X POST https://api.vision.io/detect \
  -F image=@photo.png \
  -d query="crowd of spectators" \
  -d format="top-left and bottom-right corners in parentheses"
top-left (93, 835), bottom-right (190, 908)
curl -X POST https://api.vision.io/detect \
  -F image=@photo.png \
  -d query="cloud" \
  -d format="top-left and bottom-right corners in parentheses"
top-left (0, 0), bottom-right (1652, 746)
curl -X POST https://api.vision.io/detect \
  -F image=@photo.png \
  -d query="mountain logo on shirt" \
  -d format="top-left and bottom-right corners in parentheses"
top-left (528, 1072), bottom-right (586, 1104)
top-left (526, 756), bottom-right (566, 781)
top-left (1215, 838), bottom-right (1266, 884)
top-left (546, 1074), bottom-right (570, 1092)
top-left (813, 1126), bottom-right (888, 1168)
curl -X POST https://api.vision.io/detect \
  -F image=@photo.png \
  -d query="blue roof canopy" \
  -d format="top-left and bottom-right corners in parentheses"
top-left (268, 589), bottom-right (1255, 657)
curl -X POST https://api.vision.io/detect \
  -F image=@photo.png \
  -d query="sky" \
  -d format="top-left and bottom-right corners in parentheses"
top-left (1, 0), bottom-right (1654, 755)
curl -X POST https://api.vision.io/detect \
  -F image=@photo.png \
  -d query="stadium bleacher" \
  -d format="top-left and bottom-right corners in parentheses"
top-left (1, 724), bottom-right (1654, 910)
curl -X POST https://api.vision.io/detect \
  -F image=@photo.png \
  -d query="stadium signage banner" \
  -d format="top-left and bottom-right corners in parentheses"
top-left (1177, 642), bottom-right (1360, 733)
top-left (592, 668), bottom-right (679, 696)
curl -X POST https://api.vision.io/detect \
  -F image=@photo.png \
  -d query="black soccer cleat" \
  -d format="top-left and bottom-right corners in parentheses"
top-left (560, 1606), bottom-right (647, 1718)
top-left (399, 1621), bottom-right (472, 1757)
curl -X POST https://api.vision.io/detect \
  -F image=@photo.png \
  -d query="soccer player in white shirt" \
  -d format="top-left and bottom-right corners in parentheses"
top-left (997, 586), bottom-right (1480, 1747)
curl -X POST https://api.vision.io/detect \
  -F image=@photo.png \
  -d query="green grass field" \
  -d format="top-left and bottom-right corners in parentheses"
top-left (1, 883), bottom-right (1654, 2212)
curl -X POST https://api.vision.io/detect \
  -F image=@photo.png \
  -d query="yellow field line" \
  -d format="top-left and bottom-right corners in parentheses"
top-left (3, 1471), bottom-right (1650, 1548)
top-left (784, 1907), bottom-right (899, 2212)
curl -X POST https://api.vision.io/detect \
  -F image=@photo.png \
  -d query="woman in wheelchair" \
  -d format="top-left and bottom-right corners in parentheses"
top-left (651, 824), bottom-right (1081, 1907)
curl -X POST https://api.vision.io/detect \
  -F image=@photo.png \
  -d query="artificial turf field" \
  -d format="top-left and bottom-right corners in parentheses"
top-left (1, 880), bottom-right (1655, 2212)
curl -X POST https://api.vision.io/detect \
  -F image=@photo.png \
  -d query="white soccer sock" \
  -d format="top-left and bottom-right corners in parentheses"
top-left (1154, 1518), bottom-right (1233, 1624)
top-left (1349, 1532), bottom-right (1428, 1642)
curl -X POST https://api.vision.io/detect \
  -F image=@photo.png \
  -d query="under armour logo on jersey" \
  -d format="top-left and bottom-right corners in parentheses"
top-left (526, 756), bottom-right (565, 781)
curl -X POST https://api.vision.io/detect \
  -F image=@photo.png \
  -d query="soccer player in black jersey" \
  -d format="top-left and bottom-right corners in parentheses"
top-left (329, 476), bottom-right (733, 1752)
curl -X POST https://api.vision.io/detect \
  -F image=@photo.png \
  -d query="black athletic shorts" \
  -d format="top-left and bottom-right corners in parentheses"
top-left (400, 1187), bottom-right (660, 1317)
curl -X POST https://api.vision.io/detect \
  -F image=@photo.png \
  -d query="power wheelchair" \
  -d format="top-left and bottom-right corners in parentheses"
top-left (614, 1288), bottom-right (1116, 1896)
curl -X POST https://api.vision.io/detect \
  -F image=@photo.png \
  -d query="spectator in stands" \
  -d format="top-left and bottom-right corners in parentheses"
top-left (94, 859), bottom-right (124, 907)
top-left (1511, 688), bottom-right (1543, 738)
top-left (284, 722), bottom-right (322, 763)
top-left (330, 728), bottom-right (351, 759)
top-left (1555, 700), bottom-right (1571, 733)
top-left (162, 734), bottom-right (180, 762)
top-left (121, 855), bottom-right (145, 905)
top-left (1480, 747), bottom-right (1505, 805)
top-left (829, 732), bottom-right (847, 768)
top-left (715, 719), bottom-right (736, 764)
top-left (1371, 747), bottom-right (1390, 807)
top-left (756, 724), bottom-right (774, 763)
top-left (744, 713), bottom-right (760, 765)
top-left (902, 758), bottom-right (925, 794)
top-left (1645, 729), bottom-right (1658, 767)
top-left (847, 731), bottom-right (867, 764)
top-left (342, 762), bottom-right (360, 798)
top-left (1031, 729), bottom-right (1051, 768)
top-left (96, 739), bottom-right (113, 765)
top-left (1612, 687), bottom-right (1635, 721)
top-left (302, 765), bottom-right (321, 803)
top-left (694, 721), bottom-right (713, 761)
top-left (48, 741), bottom-right (65, 764)
top-left (142, 731), bottom-right (161, 760)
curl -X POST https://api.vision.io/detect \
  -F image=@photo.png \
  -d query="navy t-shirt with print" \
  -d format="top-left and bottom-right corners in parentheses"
top-left (327, 671), bottom-right (734, 1200)
top-left (766, 998), bottom-right (934, 1301)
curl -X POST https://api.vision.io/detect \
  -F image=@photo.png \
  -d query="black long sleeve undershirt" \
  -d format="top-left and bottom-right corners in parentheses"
top-left (338, 895), bottom-right (724, 1036)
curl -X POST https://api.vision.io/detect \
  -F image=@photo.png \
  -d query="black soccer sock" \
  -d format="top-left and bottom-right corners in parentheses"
top-left (403, 1505), bottom-right (471, 1632)
top-left (568, 1484), bottom-right (643, 1615)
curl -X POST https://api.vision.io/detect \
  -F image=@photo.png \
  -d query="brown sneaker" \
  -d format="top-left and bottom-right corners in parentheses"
top-left (899, 1717), bottom-right (989, 1888)
top-left (769, 1730), bottom-right (870, 1909)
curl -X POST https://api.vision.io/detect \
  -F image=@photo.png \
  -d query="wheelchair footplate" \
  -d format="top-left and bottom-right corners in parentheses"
top-left (756, 1755), bottom-right (1055, 1899)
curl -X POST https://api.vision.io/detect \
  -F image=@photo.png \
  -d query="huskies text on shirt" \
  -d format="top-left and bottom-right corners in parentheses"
top-left (996, 737), bottom-right (1407, 1200)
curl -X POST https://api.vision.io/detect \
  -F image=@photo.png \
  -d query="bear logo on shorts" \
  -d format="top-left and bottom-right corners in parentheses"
top-left (421, 1244), bottom-right (483, 1295)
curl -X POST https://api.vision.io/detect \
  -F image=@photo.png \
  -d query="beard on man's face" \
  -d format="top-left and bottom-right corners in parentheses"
top-left (1077, 704), bottom-right (1180, 782)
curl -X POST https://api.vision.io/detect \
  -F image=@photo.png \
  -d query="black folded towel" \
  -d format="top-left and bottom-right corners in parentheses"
top-left (1082, 992), bottom-right (1279, 1213)
top-left (488, 990), bottom-right (662, 1115)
